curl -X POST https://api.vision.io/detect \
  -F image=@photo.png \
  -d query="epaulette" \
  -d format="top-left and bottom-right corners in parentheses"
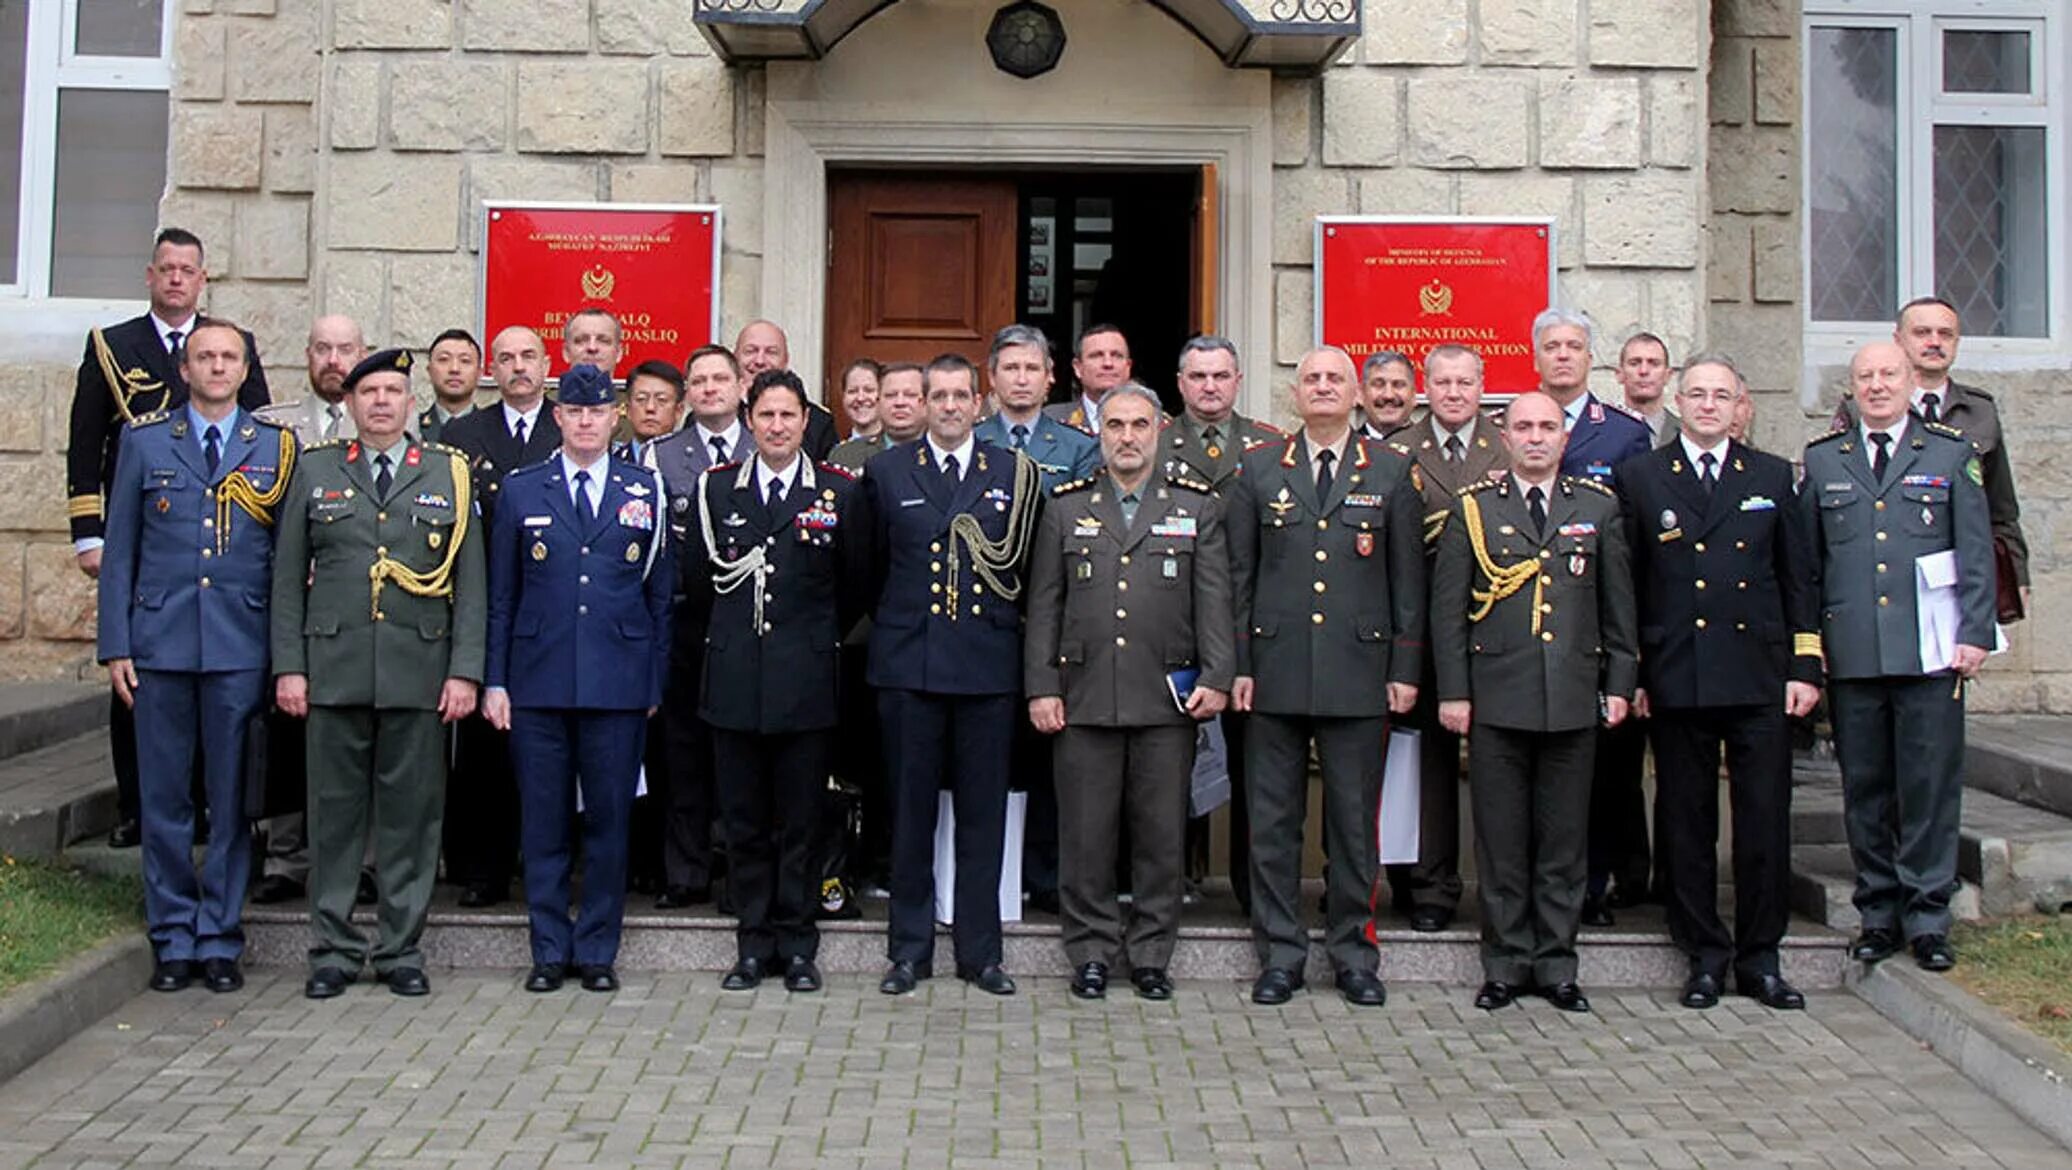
top-left (1924, 421), bottom-right (1966, 442)
top-left (504, 460), bottom-right (553, 480)
top-left (1805, 428), bottom-right (1850, 447)
top-left (1050, 475), bottom-right (1097, 497)
top-left (1569, 476), bottom-right (1616, 497)
top-left (1246, 417), bottom-right (1286, 438)
top-left (127, 409), bottom-right (171, 429)
top-left (251, 412), bottom-right (287, 430)
top-left (1460, 478), bottom-right (1503, 497)
top-left (815, 460), bottom-right (856, 481)
top-left (1387, 440), bottom-right (1414, 457)
top-left (710, 460), bottom-right (742, 473)
top-left (1604, 399), bottom-right (1645, 422)
top-left (1165, 469), bottom-right (1213, 495)
top-left (302, 437), bottom-right (348, 452)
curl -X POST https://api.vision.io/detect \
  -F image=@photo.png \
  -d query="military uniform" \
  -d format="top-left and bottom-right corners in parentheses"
top-left (1023, 468), bottom-right (1234, 978)
top-left (1431, 474), bottom-right (1637, 989)
top-left (415, 402), bottom-right (474, 447)
top-left (1618, 438), bottom-right (1820, 985)
top-left (1384, 417), bottom-right (1509, 923)
top-left (1799, 418), bottom-right (1994, 945)
top-left (827, 432), bottom-right (894, 474)
top-left (1226, 434), bottom-right (1426, 982)
top-left (1043, 395), bottom-right (1101, 437)
top-left (272, 355), bottom-right (486, 987)
top-left (97, 404), bottom-right (294, 971)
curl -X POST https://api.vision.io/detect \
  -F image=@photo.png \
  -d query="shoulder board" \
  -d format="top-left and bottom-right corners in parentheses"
top-left (1569, 477), bottom-right (1616, 497)
top-left (1165, 470), bottom-right (1213, 495)
top-left (420, 440), bottom-right (462, 457)
top-left (251, 413), bottom-right (287, 431)
top-left (815, 461), bottom-right (856, 481)
top-left (1387, 440), bottom-right (1414, 457)
top-left (1954, 381), bottom-right (1994, 402)
top-left (504, 461), bottom-right (552, 480)
top-left (1245, 417), bottom-right (1287, 438)
top-left (1805, 428), bottom-right (1850, 447)
top-left (1050, 475), bottom-right (1097, 497)
top-left (1604, 399), bottom-right (1645, 422)
top-left (1924, 421), bottom-right (1967, 441)
top-left (128, 409), bottom-right (172, 429)
top-left (711, 460), bottom-right (742, 473)
top-left (302, 437), bottom-right (348, 453)
top-left (1460, 479), bottom-right (1503, 497)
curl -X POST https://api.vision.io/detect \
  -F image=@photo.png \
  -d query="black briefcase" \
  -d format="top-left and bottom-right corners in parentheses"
top-left (241, 709), bottom-right (307, 821)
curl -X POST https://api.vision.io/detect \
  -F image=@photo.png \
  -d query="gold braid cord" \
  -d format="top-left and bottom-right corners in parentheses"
top-left (1423, 508), bottom-right (1449, 547)
top-left (944, 453), bottom-right (1040, 620)
top-left (92, 328), bottom-right (166, 424)
top-left (213, 428), bottom-right (298, 555)
top-left (1460, 492), bottom-right (1546, 637)
top-left (368, 451), bottom-right (472, 620)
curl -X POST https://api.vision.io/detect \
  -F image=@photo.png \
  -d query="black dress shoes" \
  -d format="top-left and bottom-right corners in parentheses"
top-left (1130, 967), bottom-right (1174, 1001)
top-left (961, 965), bottom-right (1017, 996)
top-left (1251, 967), bottom-right (1303, 1005)
top-left (579, 965), bottom-right (619, 992)
top-left (879, 960), bottom-right (929, 995)
top-left (251, 874), bottom-right (305, 905)
top-left (1738, 972), bottom-right (1806, 1010)
top-left (458, 882), bottom-right (505, 909)
top-left (1911, 934), bottom-right (1957, 972)
top-left (1409, 906), bottom-right (1452, 933)
top-left (721, 957), bottom-right (766, 991)
top-left (201, 958), bottom-right (243, 994)
top-left (655, 885), bottom-right (708, 910)
top-left (1680, 971), bottom-right (1723, 1010)
top-left (524, 965), bottom-right (565, 993)
top-left (784, 958), bottom-right (823, 993)
top-left (1580, 897), bottom-right (1614, 928)
top-left (1473, 981), bottom-right (1518, 1010)
top-left (149, 960), bottom-right (194, 992)
top-left (304, 966), bottom-right (353, 999)
top-left (380, 968), bottom-right (430, 997)
top-left (1070, 961), bottom-right (1108, 1000)
top-left (1335, 969), bottom-right (1387, 1007)
top-left (1541, 981), bottom-right (1592, 1013)
top-left (1850, 927), bottom-right (1901, 963)
top-left (107, 818), bottom-right (142, 849)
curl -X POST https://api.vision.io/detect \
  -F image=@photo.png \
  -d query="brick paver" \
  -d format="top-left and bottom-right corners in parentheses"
top-left (0, 974), bottom-right (2061, 1169)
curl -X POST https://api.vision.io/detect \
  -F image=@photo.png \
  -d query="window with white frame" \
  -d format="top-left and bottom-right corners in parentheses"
top-left (2, 0), bottom-right (173, 301)
top-left (1804, 1), bottom-right (2062, 343)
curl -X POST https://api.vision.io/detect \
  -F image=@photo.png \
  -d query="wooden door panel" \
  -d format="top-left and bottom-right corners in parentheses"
top-left (867, 212), bottom-right (983, 336)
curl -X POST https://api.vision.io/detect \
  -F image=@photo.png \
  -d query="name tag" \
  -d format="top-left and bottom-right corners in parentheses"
top-left (1072, 521), bottom-right (1102, 538)
top-left (1557, 522), bottom-right (1597, 537)
top-left (899, 498), bottom-right (926, 508)
top-left (523, 515), bottom-right (552, 527)
top-left (1822, 482), bottom-right (1854, 493)
top-left (1151, 517), bottom-right (1198, 539)
top-left (1739, 495), bottom-right (1776, 512)
top-left (1901, 474), bottom-right (1950, 489)
top-left (1342, 493), bottom-right (1384, 508)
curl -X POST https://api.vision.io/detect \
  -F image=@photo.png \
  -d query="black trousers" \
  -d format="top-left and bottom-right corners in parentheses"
top-left (1469, 723), bottom-right (1595, 987)
top-left (442, 711), bottom-right (518, 891)
top-left (1012, 716), bottom-right (1059, 898)
top-left (1830, 676), bottom-right (1966, 940)
top-left (713, 728), bottom-right (827, 962)
top-left (880, 688), bottom-right (1013, 971)
top-left (655, 644), bottom-right (718, 892)
top-left (1588, 717), bottom-right (1652, 897)
top-left (1649, 704), bottom-right (1791, 978)
top-left (1245, 713), bottom-right (1386, 975)
top-left (835, 640), bottom-right (890, 885)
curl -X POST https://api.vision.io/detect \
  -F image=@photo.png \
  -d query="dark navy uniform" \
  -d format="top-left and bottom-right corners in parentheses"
top-left (1618, 438), bottom-right (1821, 986)
top-left (485, 431), bottom-right (674, 976)
top-left (685, 458), bottom-right (870, 968)
top-left (97, 405), bottom-right (293, 969)
top-left (862, 437), bottom-right (1040, 979)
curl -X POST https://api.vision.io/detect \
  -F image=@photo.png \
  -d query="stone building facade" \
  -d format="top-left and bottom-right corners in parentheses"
top-left (0, 0), bottom-right (2064, 710)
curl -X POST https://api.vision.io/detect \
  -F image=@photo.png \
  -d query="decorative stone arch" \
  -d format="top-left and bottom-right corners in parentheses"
top-left (694, 0), bottom-right (1356, 71)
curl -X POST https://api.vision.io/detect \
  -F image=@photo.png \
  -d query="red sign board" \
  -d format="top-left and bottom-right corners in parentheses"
top-left (1315, 218), bottom-right (1556, 399)
top-left (481, 202), bottom-right (721, 380)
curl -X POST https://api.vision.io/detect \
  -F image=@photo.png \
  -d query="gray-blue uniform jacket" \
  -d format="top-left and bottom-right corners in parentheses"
top-left (974, 412), bottom-right (1099, 491)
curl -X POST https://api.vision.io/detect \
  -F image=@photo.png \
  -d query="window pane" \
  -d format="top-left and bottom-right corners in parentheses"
top-left (75, 0), bottom-right (163, 58)
top-left (1807, 26), bottom-right (1899, 323)
top-left (50, 88), bottom-right (167, 299)
top-left (1943, 30), bottom-right (2030, 95)
top-left (0, 0), bottom-right (27, 285)
top-left (1935, 125), bottom-right (2049, 338)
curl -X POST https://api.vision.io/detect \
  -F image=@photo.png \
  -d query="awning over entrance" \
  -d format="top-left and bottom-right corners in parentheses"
top-left (693, 0), bottom-right (1356, 71)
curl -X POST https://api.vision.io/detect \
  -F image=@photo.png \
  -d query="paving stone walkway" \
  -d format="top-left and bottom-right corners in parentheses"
top-left (0, 973), bottom-right (2062, 1169)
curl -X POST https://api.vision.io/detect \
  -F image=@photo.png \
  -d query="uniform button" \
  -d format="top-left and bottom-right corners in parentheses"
top-left (1311, 612), bottom-right (1324, 625)
top-left (1695, 618), bottom-right (1708, 629)
top-left (974, 583), bottom-right (984, 596)
top-left (762, 622), bottom-right (773, 633)
top-left (1879, 595), bottom-right (1890, 607)
top-left (971, 604), bottom-right (982, 615)
top-left (1317, 519), bottom-right (1328, 530)
top-left (1876, 562), bottom-right (1888, 574)
top-left (1314, 550), bottom-right (1328, 562)
top-left (931, 583), bottom-right (942, 594)
top-left (375, 546), bottom-right (387, 557)
top-left (579, 575), bottom-right (590, 585)
top-left (1876, 531), bottom-right (1888, 542)
top-left (1541, 575), bottom-right (1554, 586)
top-left (1540, 603), bottom-right (1553, 614)
top-left (377, 511), bottom-right (387, 523)
top-left (931, 604), bottom-right (941, 615)
top-left (1313, 581), bottom-right (1326, 594)
top-left (1874, 500), bottom-right (1886, 512)
top-left (1116, 608), bottom-right (1127, 619)
top-left (581, 546), bottom-right (591, 555)
top-left (1694, 542), bottom-right (1707, 553)
top-left (1539, 549), bottom-right (1551, 560)
top-left (1120, 555), bottom-right (1131, 565)
top-left (1695, 579), bottom-right (1706, 590)
top-left (373, 611), bottom-right (385, 622)
top-left (201, 548), bottom-right (212, 558)
top-left (930, 542), bottom-right (942, 553)
top-left (1736, 622), bottom-right (1748, 631)
top-left (1541, 631), bottom-right (1555, 643)
top-left (199, 576), bottom-right (211, 588)
top-left (1737, 581), bottom-right (1748, 590)
top-left (578, 604), bottom-right (588, 615)
top-left (1735, 541), bottom-right (1747, 550)
top-left (1116, 580), bottom-right (1128, 592)
top-left (201, 518), bottom-right (213, 529)
top-left (931, 562), bottom-right (942, 572)
top-left (1115, 636), bottom-right (1127, 647)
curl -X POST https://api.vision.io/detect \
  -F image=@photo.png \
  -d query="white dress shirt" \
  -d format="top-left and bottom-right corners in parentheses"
top-left (927, 434), bottom-right (977, 478)
top-left (502, 401), bottom-right (544, 442)
top-left (561, 452), bottom-right (608, 514)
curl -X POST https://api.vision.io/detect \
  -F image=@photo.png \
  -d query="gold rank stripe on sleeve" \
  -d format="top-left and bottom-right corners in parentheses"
top-left (1459, 491), bottom-right (1547, 636)
top-left (67, 493), bottom-right (102, 520)
top-left (1794, 632), bottom-right (1825, 662)
top-left (212, 427), bottom-right (298, 555)
top-left (369, 449), bottom-right (473, 619)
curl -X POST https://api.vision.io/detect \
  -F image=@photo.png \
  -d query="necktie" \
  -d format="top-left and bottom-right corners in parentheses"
top-left (1920, 393), bottom-right (1941, 424)
top-left (323, 402), bottom-right (341, 441)
top-left (1870, 432), bottom-right (1892, 481)
top-left (711, 437), bottom-right (729, 467)
top-left (203, 424), bottom-right (220, 477)
top-left (1699, 451), bottom-right (1718, 497)
top-left (574, 469), bottom-right (595, 527)
top-left (1315, 449), bottom-right (1335, 501)
top-left (166, 330), bottom-right (183, 361)
top-left (943, 453), bottom-right (961, 484)
top-left (1203, 424), bottom-right (1222, 459)
top-left (766, 473), bottom-right (785, 508)
top-left (512, 417), bottom-right (527, 447)
top-left (1444, 435), bottom-right (1464, 464)
top-left (1009, 424), bottom-right (1029, 451)
top-left (374, 452), bottom-right (393, 501)
top-left (1119, 491), bottom-right (1139, 527)
top-left (1527, 485), bottom-right (1547, 536)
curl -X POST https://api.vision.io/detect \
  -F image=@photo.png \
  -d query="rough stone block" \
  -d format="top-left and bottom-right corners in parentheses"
top-left (0, 540), bottom-right (23, 640)
top-left (1273, 269), bottom-right (1312, 367)
top-left (710, 161), bottom-right (763, 258)
top-left (1711, 126), bottom-right (1797, 214)
top-left (392, 61), bottom-right (508, 152)
top-left (1754, 40), bottom-right (1798, 125)
top-left (1716, 0), bottom-right (1795, 38)
top-left (1480, 0), bottom-right (1577, 67)
top-left (739, 66), bottom-right (765, 158)
top-left (1705, 301), bottom-right (1799, 390)
top-left (1561, 271), bottom-right (1645, 364)
top-left (611, 163), bottom-right (705, 204)
top-left (328, 57), bottom-right (380, 150)
top-left (328, 155), bottom-right (462, 251)
top-left (208, 283), bottom-right (313, 383)
top-left (1361, 0), bottom-right (1468, 65)
top-left (658, 58), bottom-right (737, 158)
top-left (1646, 274), bottom-right (1700, 360)
top-left (517, 62), bottom-right (650, 155)
top-left (27, 541), bottom-right (95, 640)
top-left (0, 459), bottom-right (68, 534)
top-left (1539, 76), bottom-right (1641, 169)
top-left (0, 370), bottom-right (43, 453)
top-left (1648, 74), bottom-right (1699, 168)
top-left (1583, 174), bottom-right (1700, 268)
top-left (332, 0), bottom-right (451, 50)
top-left (157, 192), bottom-right (238, 277)
top-left (1459, 174), bottom-right (1575, 268)
top-left (718, 252), bottom-right (760, 351)
top-left (174, 19), bottom-right (225, 102)
top-left (321, 252), bottom-right (387, 335)
top-left (390, 253), bottom-right (478, 350)
top-left (467, 157), bottom-right (600, 246)
top-left (236, 199), bottom-right (311, 281)
top-left (1711, 37), bottom-right (1753, 126)
top-left (1708, 216), bottom-right (1752, 302)
top-left (597, 0), bottom-right (709, 56)
top-left (1358, 169), bottom-right (1453, 216)
top-left (232, 21), bottom-right (320, 104)
top-left (1588, 0), bottom-right (1700, 69)
top-left (1321, 72), bottom-right (1400, 168)
top-left (1271, 168), bottom-right (1352, 266)
top-left (174, 106), bottom-right (264, 190)
top-left (461, 0), bottom-right (587, 52)
top-left (1752, 218), bottom-right (1798, 303)
top-left (264, 107), bottom-right (317, 194)
top-left (1272, 77), bottom-right (1312, 168)
top-left (1406, 78), bottom-right (1529, 169)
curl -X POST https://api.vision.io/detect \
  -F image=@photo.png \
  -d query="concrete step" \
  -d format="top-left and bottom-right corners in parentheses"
top-left (0, 683), bottom-right (105, 763)
top-left (1958, 787), bottom-right (2072, 916)
top-left (0, 731), bottom-right (118, 858)
top-left (1966, 715), bottom-right (2072, 818)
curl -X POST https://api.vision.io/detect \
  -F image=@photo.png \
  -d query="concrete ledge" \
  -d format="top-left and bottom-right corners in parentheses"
top-left (1968, 716), bottom-right (2072, 818)
top-left (0, 683), bottom-right (105, 763)
top-left (1851, 960), bottom-right (2072, 1151)
top-left (0, 934), bottom-right (150, 1088)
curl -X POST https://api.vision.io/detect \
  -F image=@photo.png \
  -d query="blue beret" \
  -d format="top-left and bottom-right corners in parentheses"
top-left (557, 363), bottom-right (615, 407)
top-left (343, 348), bottom-right (413, 390)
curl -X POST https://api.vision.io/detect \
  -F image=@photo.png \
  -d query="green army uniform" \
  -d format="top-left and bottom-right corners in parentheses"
top-left (416, 402), bottom-right (474, 446)
top-left (1431, 474), bottom-right (1637, 989)
top-left (1162, 410), bottom-right (1282, 490)
top-left (271, 411), bottom-right (487, 983)
top-left (827, 432), bottom-right (894, 474)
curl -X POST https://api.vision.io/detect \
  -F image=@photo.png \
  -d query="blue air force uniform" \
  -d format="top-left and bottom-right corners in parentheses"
top-left (975, 412), bottom-right (1099, 490)
top-left (484, 366), bottom-right (674, 975)
top-left (97, 404), bottom-right (295, 966)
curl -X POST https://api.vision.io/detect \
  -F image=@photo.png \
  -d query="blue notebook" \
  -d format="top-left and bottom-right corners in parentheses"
top-left (1166, 667), bottom-right (1201, 713)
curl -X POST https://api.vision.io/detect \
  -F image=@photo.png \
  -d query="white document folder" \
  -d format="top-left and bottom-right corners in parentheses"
top-left (1377, 728), bottom-right (1422, 866)
top-left (933, 789), bottom-right (1026, 925)
top-left (1916, 550), bottom-right (2008, 673)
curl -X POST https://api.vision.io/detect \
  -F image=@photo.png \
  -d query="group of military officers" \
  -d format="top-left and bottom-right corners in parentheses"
top-left (74, 227), bottom-right (2014, 1011)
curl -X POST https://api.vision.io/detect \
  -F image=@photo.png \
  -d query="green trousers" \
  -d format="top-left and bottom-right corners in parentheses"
top-left (305, 706), bottom-right (447, 975)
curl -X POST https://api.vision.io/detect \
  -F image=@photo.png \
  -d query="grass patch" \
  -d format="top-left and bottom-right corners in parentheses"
top-left (1949, 916), bottom-right (2072, 1057)
top-left (0, 855), bottom-right (143, 995)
